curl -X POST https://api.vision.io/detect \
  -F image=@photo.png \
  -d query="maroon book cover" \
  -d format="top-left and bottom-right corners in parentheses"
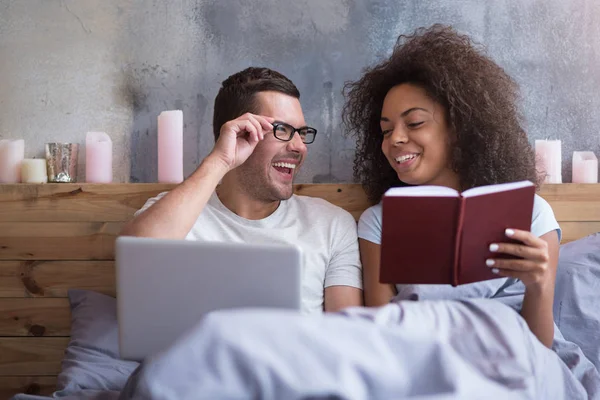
top-left (379, 181), bottom-right (535, 286)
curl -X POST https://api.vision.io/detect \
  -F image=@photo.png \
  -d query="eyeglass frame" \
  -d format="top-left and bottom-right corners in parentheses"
top-left (272, 122), bottom-right (318, 144)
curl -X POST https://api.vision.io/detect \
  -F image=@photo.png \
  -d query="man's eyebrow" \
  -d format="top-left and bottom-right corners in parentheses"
top-left (273, 120), bottom-right (309, 129)
top-left (380, 107), bottom-right (429, 121)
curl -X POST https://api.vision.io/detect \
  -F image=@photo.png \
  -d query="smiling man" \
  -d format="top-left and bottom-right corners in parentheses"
top-left (120, 67), bottom-right (363, 313)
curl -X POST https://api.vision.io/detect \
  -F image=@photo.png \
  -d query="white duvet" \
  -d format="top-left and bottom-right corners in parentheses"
top-left (118, 299), bottom-right (599, 400)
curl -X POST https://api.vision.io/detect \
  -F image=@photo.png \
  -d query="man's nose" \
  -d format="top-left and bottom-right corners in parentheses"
top-left (287, 132), bottom-right (307, 153)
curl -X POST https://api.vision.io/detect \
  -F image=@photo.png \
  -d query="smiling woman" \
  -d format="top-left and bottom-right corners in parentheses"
top-left (379, 84), bottom-right (460, 191)
top-left (342, 24), bottom-right (561, 349)
top-left (343, 24), bottom-right (538, 204)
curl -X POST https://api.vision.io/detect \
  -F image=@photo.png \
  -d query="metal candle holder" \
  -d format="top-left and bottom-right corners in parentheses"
top-left (45, 143), bottom-right (79, 183)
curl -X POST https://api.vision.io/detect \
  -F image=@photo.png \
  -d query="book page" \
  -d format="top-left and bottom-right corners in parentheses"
top-left (461, 180), bottom-right (534, 198)
top-left (384, 185), bottom-right (458, 197)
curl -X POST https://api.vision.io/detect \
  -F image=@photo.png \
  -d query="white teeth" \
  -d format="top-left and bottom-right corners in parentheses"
top-left (395, 154), bottom-right (418, 163)
top-left (272, 162), bottom-right (297, 169)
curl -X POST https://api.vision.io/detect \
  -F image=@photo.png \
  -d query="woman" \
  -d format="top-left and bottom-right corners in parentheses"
top-left (342, 25), bottom-right (561, 348)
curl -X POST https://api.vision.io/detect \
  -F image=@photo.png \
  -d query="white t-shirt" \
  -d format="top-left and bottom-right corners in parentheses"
top-left (136, 192), bottom-right (363, 314)
top-left (357, 194), bottom-right (562, 304)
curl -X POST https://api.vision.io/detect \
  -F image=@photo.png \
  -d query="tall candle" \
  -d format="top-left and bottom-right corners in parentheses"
top-left (157, 110), bottom-right (183, 183)
top-left (21, 159), bottom-right (48, 183)
top-left (572, 151), bottom-right (598, 183)
top-left (0, 139), bottom-right (25, 183)
top-left (86, 132), bottom-right (113, 183)
top-left (535, 139), bottom-right (562, 183)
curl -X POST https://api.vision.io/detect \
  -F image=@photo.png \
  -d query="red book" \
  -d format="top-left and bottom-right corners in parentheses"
top-left (379, 181), bottom-right (535, 286)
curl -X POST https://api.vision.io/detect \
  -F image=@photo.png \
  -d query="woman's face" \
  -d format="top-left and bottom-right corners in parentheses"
top-left (380, 83), bottom-right (460, 190)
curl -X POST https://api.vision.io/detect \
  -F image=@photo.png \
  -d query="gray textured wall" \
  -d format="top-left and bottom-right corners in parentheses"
top-left (1, 0), bottom-right (599, 183)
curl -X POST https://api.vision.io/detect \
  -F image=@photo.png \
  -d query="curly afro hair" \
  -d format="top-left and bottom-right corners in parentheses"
top-left (342, 24), bottom-right (538, 204)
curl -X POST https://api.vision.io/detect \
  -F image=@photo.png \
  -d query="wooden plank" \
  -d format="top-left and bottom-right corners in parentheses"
top-left (0, 222), bottom-right (122, 260)
top-left (559, 222), bottom-right (600, 243)
top-left (0, 183), bottom-right (371, 222)
top-left (0, 299), bottom-right (71, 336)
top-left (538, 183), bottom-right (600, 201)
top-left (0, 260), bottom-right (115, 298)
top-left (0, 337), bottom-right (69, 376)
top-left (0, 182), bottom-right (596, 223)
top-left (538, 184), bottom-right (600, 222)
top-left (0, 183), bottom-right (175, 222)
top-left (546, 201), bottom-right (600, 222)
top-left (294, 183), bottom-right (371, 221)
top-left (0, 376), bottom-right (56, 398)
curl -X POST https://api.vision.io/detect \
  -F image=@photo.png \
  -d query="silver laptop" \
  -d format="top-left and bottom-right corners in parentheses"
top-left (115, 236), bottom-right (302, 361)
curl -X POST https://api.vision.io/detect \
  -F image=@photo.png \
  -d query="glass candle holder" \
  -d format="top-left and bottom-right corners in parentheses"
top-left (45, 143), bottom-right (79, 183)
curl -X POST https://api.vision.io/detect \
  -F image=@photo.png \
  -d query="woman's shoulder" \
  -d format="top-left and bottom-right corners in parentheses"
top-left (532, 194), bottom-right (555, 220)
top-left (359, 202), bottom-right (383, 225)
top-left (358, 202), bottom-right (383, 244)
top-left (531, 194), bottom-right (562, 241)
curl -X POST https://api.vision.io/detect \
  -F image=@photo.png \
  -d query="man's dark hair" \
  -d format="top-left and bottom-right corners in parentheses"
top-left (212, 67), bottom-right (300, 141)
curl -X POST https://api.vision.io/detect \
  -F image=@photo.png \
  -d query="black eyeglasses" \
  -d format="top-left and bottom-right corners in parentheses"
top-left (272, 122), bottom-right (317, 144)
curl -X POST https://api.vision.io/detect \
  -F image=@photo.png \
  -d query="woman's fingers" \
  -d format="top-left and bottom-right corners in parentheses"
top-left (503, 228), bottom-right (548, 250)
top-left (488, 242), bottom-right (548, 262)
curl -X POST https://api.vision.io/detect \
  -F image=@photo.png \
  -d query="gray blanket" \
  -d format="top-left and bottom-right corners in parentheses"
top-left (12, 235), bottom-right (600, 400)
top-left (116, 300), bottom-right (597, 400)
top-left (12, 299), bottom-right (600, 400)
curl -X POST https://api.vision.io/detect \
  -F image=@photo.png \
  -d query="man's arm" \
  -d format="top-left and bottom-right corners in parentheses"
top-left (120, 113), bottom-right (274, 239)
top-left (119, 156), bottom-right (228, 239)
top-left (322, 212), bottom-right (365, 312)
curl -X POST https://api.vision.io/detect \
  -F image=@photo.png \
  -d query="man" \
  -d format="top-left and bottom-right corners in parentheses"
top-left (120, 67), bottom-right (363, 313)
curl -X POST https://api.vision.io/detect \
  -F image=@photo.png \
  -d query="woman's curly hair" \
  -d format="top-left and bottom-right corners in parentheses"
top-left (342, 24), bottom-right (538, 204)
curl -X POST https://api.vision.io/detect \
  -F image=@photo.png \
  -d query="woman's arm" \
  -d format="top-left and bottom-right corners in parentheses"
top-left (359, 239), bottom-right (397, 307)
top-left (519, 230), bottom-right (560, 347)
top-left (488, 229), bottom-right (559, 348)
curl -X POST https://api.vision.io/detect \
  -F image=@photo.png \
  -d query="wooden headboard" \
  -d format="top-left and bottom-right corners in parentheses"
top-left (0, 182), bottom-right (598, 397)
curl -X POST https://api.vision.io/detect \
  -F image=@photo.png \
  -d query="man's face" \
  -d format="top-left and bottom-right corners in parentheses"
top-left (235, 91), bottom-right (309, 202)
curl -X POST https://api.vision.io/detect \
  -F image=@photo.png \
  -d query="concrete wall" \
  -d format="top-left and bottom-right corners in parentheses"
top-left (1, 0), bottom-right (599, 183)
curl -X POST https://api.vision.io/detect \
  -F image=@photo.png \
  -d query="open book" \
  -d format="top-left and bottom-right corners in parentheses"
top-left (379, 180), bottom-right (535, 286)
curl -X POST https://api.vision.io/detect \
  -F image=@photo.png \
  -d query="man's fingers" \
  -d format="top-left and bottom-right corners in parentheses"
top-left (235, 121), bottom-right (258, 143)
top-left (254, 115), bottom-right (276, 132)
top-left (247, 114), bottom-right (266, 141)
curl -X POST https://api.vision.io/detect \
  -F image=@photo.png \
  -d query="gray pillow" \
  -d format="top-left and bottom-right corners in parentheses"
top-left (54, 289), bottom-right (139, 394)
top-left (554, 233), bottom-right (600, 371)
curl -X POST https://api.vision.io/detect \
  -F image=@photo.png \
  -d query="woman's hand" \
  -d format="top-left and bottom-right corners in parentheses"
top-left (486, 228), bottom-right (552, 288)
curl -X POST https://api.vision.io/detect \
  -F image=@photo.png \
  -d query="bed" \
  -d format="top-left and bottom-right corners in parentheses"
top-left (0, 182), bottom-right (599, 398)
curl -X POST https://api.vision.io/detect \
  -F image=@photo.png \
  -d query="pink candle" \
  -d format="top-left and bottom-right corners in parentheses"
top-left (0, 139), bottom-right (25, 183)
top-left (157, 110), bottom-right (183, 183)
top-left (85, 132), bottom-right (113, 183)
top-left (572, 151), bottom-right (598, 183)
top-left (535, 140), bottom-right (562, 183)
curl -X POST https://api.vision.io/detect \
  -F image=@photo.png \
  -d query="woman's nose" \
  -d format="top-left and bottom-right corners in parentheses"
top-left (390, 127), bottom-right (408, 145)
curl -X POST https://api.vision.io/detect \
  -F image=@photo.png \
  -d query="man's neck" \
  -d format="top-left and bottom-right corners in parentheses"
top-left (216, 175), bottom-right (281, 220)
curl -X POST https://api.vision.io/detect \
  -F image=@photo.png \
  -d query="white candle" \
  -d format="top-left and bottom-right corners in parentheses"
top-left (21, 159), bottom-right (48, 183)
top-left (535, 140), bottom-right (562, 183)
top-left (157, 110), bottom-right (184, 183)
top-left (0, 139), bottom-right (25, 183)
top-left (572, 151), bottom-right (598, 183)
